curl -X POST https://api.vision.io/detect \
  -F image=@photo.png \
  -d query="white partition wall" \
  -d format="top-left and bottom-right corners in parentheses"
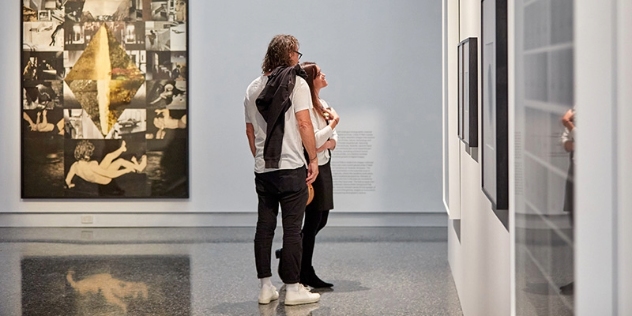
top-left (446, 0), bottom-right (632, 314)
top-left (444, 0), bottom-right (511, 315)
top-left (617, 0), bottom-right (632, 312)
top-left (575, 0), bottom-right (632, 315)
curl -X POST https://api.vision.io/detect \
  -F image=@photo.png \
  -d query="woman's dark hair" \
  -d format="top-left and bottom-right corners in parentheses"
top-left (261, 34), bottom-right (299, 73)
top-left (301, 62), bottom-right (327, 121)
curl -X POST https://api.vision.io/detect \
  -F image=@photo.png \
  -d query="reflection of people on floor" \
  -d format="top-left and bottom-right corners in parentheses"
top-left (150, 81), bottom-right (185, 106)
top-left (65, 140), bottom-right (147, 188)
top-left (559, 108), bottom-right (575, 295)
top-left (154, 109), bottom-right (186, 139)
top-left (23, 110), bottom-right (64, 135)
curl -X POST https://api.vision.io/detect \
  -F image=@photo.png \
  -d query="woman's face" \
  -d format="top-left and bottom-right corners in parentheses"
top-left (313, 66), bottom-right (328, 89)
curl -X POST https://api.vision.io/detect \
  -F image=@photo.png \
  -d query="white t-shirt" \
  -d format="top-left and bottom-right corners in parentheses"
top-left (244, 75), bottom-right (313, 173)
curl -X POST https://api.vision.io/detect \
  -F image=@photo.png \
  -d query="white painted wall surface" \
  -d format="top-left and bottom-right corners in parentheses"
top-left (446, 0), bottom-right (511, 315)
top-left (2, 1), bottom-right (445, 227)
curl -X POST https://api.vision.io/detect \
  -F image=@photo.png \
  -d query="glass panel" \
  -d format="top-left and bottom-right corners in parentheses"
top-left (515, 0), bottom-right (575, 314)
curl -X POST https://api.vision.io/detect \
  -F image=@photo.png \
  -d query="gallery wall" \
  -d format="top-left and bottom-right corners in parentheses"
top-left (444, 0), bottom-right (511, 315)
top-left (1, 0), bottom-right (444, 226)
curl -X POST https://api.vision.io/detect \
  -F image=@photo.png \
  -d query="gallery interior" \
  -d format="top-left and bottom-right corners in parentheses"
top-left (3, 0), bottom-right (630, 315)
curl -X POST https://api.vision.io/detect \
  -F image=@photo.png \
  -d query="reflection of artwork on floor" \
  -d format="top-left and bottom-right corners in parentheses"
top-left (21, 256), bottom-right (191, 316)
top-left (22, 0), bottom-right (189, 198)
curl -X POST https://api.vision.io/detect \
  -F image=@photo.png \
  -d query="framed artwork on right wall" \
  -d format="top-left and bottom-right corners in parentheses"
top-left (481, 0), bottom-right (509, 227)
top-left (458, 37), bottom-right (479, 147)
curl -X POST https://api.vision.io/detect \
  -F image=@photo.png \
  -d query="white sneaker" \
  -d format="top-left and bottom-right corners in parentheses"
top-left (284, 284), bottom-right (320, 306)
top-left (258, 284), bottom-right (279, 304)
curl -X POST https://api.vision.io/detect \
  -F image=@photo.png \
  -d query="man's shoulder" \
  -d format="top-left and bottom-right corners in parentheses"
top-left (293, 76), bottom-right (308, 90)
top-left (246, 75), bottom-right (267, 93)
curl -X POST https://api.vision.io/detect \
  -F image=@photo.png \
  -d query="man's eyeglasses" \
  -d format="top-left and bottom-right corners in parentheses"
top-left (295, 51), bottom-right (303, 59)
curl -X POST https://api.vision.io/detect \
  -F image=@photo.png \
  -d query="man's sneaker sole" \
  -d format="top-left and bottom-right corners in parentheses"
top-left (258, 287), bottom-right (279, 304)
top-left (284, 293), bottom-right (320, 305)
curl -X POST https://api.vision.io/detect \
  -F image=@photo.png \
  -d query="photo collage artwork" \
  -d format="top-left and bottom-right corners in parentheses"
top-left (22, 0), bottom-right (188, 198)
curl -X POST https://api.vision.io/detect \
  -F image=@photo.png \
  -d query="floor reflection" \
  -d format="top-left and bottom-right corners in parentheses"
top-left (21, 256), bottom-right (190, 315)
top-left (0, 227), bottom-right (462, 316)
top-left (516, 215), bottom-right (574, 315)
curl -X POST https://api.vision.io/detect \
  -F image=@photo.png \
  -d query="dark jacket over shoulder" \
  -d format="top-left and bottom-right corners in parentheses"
top-left (256, 64), bottom-right (307, 168)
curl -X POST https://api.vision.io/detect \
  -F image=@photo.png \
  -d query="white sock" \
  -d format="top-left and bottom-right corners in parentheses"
top-left (285, 282), bottom-right (299, 292)
top-left (260, 277), bottom-right (273, 288)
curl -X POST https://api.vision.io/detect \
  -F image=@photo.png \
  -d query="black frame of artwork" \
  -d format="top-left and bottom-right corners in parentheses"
top-left (481, 0), bottom-right (509, 218)
top-left (458, 37), bottom-right (479, 147)
top-left (21, 0), bottom-right (190, 199)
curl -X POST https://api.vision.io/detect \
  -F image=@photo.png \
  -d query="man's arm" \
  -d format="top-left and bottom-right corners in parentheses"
top-left (296, 109), bottom-right (319, 184)
top-left (246, 123), bottom-right (256, 157)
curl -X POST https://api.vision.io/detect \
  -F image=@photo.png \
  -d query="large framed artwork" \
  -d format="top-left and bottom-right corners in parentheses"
top-left (481, 0), bottom-right (508, 225)
top-left (458, 37), bottom-right (479, 147)
top-left (21, 0), bottom-right (189, 198)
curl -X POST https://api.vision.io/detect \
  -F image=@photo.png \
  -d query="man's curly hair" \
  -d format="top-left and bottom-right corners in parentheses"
top-left (261, 34), bottom-right (299, 73)
top-left (74, 140), bottom-right (95, 161)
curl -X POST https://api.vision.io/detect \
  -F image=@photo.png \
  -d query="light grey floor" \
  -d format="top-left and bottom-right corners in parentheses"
top-left (0, 227), bottom-right (462, 316)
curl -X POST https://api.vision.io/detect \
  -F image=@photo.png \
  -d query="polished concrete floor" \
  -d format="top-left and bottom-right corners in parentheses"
top-left (0, 227), bottom-right (462, 316)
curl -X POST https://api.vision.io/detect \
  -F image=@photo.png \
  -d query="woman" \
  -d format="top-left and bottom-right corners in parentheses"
top-left (300, 62), bottom-right (340, 288)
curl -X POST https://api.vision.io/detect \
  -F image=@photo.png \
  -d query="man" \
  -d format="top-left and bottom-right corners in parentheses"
top-left (244, 34), bottom-right (320, 306)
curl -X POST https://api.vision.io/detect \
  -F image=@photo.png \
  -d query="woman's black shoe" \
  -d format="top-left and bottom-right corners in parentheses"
top-left (301, 266), bottom-right (333, 288)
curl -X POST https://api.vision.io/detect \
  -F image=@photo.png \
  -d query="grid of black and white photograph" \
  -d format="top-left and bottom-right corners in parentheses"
top-left (21, 0), bottom-right (189, 198)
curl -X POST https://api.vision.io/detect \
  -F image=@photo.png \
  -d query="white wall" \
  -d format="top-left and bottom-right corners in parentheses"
top-left (446, 0), bottom-right (632, 314)
top-left (2, 1), bottom-right (445, 226)
top-left (445, 0), bottom-right (511, 315)
top-left (617, 0), bottom-right (632, 313)
top-left (575, 0), bottom-right (632, 314)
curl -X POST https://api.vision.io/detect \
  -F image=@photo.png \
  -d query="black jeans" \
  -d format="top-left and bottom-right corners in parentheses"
top-left (254, 167), bottom-right (308, 283)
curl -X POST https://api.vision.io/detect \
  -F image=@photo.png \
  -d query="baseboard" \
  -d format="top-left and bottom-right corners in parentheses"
top-left (0, 212), bottom-right (448, 228)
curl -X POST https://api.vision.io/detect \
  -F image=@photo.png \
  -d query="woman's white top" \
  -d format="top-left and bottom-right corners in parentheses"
top-left (310, 99), bottom-right (338, 165)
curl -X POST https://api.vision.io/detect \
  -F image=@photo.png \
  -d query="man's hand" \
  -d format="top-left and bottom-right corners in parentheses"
top-left (306, 158), bottom-right (319, 185)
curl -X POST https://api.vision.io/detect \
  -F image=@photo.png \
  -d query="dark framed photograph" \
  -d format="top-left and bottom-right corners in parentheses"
top-left (21, 0), bottom-right (189, 198)
top-left (457, 40), bottom-right (463, 140)
top-left (481, 0), bottom-right (509, 220)
top-left (458, 37), bottom-right (478, 147)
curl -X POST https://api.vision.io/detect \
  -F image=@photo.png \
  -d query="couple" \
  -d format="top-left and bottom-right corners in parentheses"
top-left (244, 34), bottom-right (340, 306)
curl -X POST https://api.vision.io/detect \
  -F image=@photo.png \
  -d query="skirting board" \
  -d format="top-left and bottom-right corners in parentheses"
top-left (0, 212), bottom-right (448, 228)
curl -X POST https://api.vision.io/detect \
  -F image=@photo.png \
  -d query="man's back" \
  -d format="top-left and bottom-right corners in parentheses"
top-left (244, 74), bottom-right (312, 173)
